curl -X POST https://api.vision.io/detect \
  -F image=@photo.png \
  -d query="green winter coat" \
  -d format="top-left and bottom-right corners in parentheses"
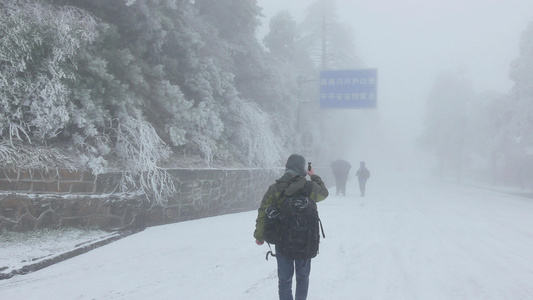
top-left (253, 173), bottom-right (329, 242)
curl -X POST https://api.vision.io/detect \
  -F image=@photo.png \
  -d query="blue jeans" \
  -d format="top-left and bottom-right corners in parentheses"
top-left (275, 246), bottom-right (312, 300)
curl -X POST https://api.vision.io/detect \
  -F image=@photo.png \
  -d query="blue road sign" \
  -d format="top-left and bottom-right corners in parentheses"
top-left (319, 69), bottom-right (378, 108)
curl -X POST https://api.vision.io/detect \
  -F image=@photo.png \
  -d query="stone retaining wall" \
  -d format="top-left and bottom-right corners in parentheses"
top-left (0, 168), bottom-right (281, 232)
top-left (0, 166), bottom-right (334, 232)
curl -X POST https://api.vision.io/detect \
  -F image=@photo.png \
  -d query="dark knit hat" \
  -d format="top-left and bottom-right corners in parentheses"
top-left (285, 154), bottom-right (307, 176)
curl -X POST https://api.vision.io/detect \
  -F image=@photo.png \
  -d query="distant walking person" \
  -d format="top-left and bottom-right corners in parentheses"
top-left (330, 159), bottom-right (351, 196)
top-left (356, 161), bottom-right (370, 196)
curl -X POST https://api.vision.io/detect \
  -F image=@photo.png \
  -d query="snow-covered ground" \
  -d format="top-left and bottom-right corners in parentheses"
top-left (1, 171), bottom-right (533, 299)
top-left (0, 228), bottom-right (114, 276)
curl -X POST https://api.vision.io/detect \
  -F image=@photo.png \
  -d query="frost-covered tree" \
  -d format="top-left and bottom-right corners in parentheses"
top-left (264, 10), bottom-right (299, 61)
top-left (195, 0), bottom-right (288, 123)
top-left (1, 0), bottom-right (297, 181)
top-left (0, 1), bottom-right (175, 203)
top-left (192, 0), bottom-right (295, 164)
top-left (266, 0), bottom-right (362, 163)
top-left (505, 20), bottom-right (533, 187)
top-left (263, 10), bottom-right (316, 87)
top-left (49, 0), bottom-right (288, 167)
top-left (261, 11), bottom-right (317, 152)
top-left (0, 1), bottom-right (98, 143)
top-left (299, 0), bottom-right (360, 70)
top-left (419, 70), bottom-right (475, 179)
top-left (509, 21), bottom-right (533, 140)
top-left (467, 91), bottom-right (515, 183)
top-left (194, 0), bottom-right (261, 43)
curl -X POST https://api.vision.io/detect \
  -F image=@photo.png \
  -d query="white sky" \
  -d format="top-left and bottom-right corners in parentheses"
top-left (257, 0), bottom-right (533, 95)
top-left (256, 0), bottom-right (533, 168)
top-left (1, 171), bottom-right (533, 299)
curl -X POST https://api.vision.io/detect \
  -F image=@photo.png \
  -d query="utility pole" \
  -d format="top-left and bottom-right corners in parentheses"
top-left (321, 15), bottom-right (327, 70)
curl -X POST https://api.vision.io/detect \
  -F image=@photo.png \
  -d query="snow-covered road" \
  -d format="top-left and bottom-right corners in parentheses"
top-left (1, 172), bottom-right (533, 299)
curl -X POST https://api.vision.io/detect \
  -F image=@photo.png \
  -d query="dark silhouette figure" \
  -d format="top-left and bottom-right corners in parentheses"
top-left (331, 159), bottom-right (351, 196)
top-left (356, 161), bottom-right (370, 197)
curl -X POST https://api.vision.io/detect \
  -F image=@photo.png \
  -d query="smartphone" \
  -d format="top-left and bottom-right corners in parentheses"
top-left (308, 162), bottom-right (312, 171)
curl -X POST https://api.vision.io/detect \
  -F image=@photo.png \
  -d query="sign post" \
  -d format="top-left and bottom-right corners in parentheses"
top-left (319, 69), bottom-right (378, 109)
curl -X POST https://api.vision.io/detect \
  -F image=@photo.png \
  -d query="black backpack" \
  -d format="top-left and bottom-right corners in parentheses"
top-left (264, 181), bottom-right (325, 260)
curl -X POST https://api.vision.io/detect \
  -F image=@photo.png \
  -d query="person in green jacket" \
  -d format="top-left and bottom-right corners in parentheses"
top-left (254, 154), bottom-right (329, 300)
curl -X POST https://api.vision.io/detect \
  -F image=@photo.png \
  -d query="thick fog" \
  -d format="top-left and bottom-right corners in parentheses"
top-left (257, 0), bottom-right (533, 177)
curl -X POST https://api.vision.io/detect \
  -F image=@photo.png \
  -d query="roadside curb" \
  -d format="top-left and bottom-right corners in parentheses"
top-left (458, 182), bottom-right (533, 199)
top-left (0, 228), bottom-right (142, 281)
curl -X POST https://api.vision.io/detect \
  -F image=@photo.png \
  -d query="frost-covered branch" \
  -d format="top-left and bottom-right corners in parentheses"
top-left (114, 115), bottom-right (175, 204)
top-left (0, 141), bottom-right (78, 171)
top-left (229, 98), bottom-right (282, 168)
